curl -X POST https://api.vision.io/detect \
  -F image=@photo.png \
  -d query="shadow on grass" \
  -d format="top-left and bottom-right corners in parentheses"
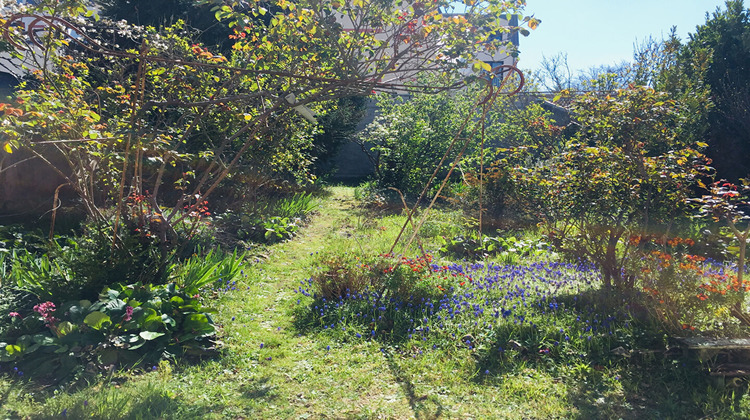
top-left (467, 287), bottom-right (748, 419)
top-left (382, 348), bottom-right (444, 419)
top-left (294, 277), bottom-right (750, 419)
top-left (292, 293), bottom-right (433, 345)
top-left (239, 376), bottom-right (278, 401)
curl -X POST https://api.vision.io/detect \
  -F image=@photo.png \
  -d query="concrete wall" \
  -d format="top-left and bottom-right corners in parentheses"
top-left (0, 147), bottom-right (71, 220)
top-left (330, 98), bottom-right (378, 182)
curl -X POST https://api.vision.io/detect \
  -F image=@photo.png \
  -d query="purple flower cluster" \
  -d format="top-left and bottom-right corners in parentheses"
top-left (33, 301), bottom-right (57, 327)
top-left (296, 260), bottom-right (628, 358)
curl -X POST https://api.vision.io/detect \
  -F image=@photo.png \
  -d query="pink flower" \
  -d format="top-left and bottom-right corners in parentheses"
top-left (33, 301), bottom-right (57, 327)
top-left (8, 312), bottom-right (21, 319)
top-left (123, 306), bottom-right (134, 322)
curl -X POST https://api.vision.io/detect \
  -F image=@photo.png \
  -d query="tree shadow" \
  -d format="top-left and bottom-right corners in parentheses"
top-left (468, 287), bottom-right (748, 419)
top-left (292, 292), bottom-right (435, 346)
top-left (238, 376), bottom-right (278, 401)
top-left (382, 349), bottom-right (444, 419)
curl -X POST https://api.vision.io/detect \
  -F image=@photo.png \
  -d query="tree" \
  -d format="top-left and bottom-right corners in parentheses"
top-left (0, 0), bottom-right (539, 251)
top-left (97, 0), bottom-right (235, 50)
top-left (672, 0), bottom-right (750, 181)
top-left (534, 52), bottom-right (572, 91)
top-left (533, 87), bottom-right (709, 290)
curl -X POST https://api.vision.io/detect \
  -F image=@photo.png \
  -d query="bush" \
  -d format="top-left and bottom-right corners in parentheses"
top-left (2, 223), bottom-right (171, 302)
top-left (437, 232), bottom-right (552, 263)
top-left (217, 192), bottom-right (318, 244)
top-left (169, 247), bottom-right (246, 295)
top-left (527, 87), bottom-right (708, 290)
top-left (358, 80), bottom-right (477, 198)
top-left (0, 282), bottom-right (218, 383)
top-left (637, 251), bottom-right (742, 334)
top-left (310, 252), bottom-right (450, 303)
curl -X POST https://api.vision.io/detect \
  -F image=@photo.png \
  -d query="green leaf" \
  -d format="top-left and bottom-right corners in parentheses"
top-left (84, 311), bottom-right (112, 331)
top-left (161, 314), bottom-right (176, 328)
top-left (139, 331), bottom-right (166, 341)
top-left (5, 344), bottom-right (22, 356)
top-left (183, 313), bottom-right (215, 338)
top-left (57, 321), bottom-right (76, 336)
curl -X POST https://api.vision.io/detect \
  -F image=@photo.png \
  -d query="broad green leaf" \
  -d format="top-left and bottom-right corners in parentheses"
top-left (57, 321), bottom-right (76, 336)
top-left (84, 311), bottom-right (112, 331)
top-left (139, 331), bottom-right (166, 340)
top-left (5, 344), bottom-right (22, 356)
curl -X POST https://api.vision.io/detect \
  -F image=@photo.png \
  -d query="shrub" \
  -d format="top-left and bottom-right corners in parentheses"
top-left (169, 247), bottom-right (246, 295)
top-left (309, 252), bottom-right (374, 300)
top-left (529, 87), bottom-right (709, 290)
top-left (437, 232), bottom-right (551, 263)
top-left (217, 192), bottom-right (318, 244)
top-left (0, 282), bottom-right (217, 383)
top-left (2, 224), bottom-right (170, 302)
top-left (310, 252), bottom-right (450, 303)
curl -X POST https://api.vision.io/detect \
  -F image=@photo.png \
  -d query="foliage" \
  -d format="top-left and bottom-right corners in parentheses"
top-left (360, 78), bottom-right (551, 208)
top-left (1, 222), bottom-right (177, 302)
top-left (437, 232), bottom-right (550, 263)
top-left (0, 225), bottom-right (52, 255)
top-left (2, 187), bottom-right (750, 419)
top-left (169, 247), bottom-right (246, 295)
top-left (98, 0), bottom-right (234, 50)
top-left (310, 95), bottom-right (369, 178)
top-left (271, 192), bottom-right (318, 220)
top-left (631, 235), bottom-right (741, 333)
top-left (309, 252), bottom-right (452, 303)
top-left (660, 0), bottom-right (749, 180)
top-left (0, 282), bottom-right (217, 383)
top-left (0, 286), bottom-right (37, 339)
top-left (358, 85), bottom-right (476, 197)
top-left (526, 86), bottom-right (709, 289)
top-left (691, 179), bottom-right (750, 318)
top-left (298, 256), bottom-right (645, 369)
top-left (0, 0), bottom-right (537, 280)
top-left (471, 103), bottom-right (565, 224)
top-left (262, 216), bottom-right (300, 243)
top-left (217, 191), bottom-right (318, 243)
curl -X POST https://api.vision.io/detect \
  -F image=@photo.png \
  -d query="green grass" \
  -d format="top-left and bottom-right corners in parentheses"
top-left (2, 186), bottom-right (750, 419)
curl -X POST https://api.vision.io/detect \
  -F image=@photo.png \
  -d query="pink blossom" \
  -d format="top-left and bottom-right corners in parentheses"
top-left (123, 306), bottom-right (134, 322)
top-left (33, 301), bottom-right (57, 327)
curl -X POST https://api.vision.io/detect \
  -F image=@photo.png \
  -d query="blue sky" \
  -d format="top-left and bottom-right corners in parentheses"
top-left (517, 0), bottom-right (731, 74)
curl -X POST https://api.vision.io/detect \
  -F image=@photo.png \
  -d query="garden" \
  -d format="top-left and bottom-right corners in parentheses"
top-left (2, 0), bottom-right (750, 418)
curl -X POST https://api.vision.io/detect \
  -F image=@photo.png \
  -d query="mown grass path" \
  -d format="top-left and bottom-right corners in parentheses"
top-left (207, 186), bottom-right (572, 419)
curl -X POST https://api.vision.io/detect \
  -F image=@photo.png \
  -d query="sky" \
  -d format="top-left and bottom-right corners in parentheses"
top-left (516, 0), bottom-right (731, 75)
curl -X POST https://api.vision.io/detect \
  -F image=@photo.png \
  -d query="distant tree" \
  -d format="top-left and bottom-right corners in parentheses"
top-left (532, 52), bottom-right (630, 92)
top-left (535, 52), bottom-right (572, 91)
top-left (577, 62), bottom-right (630, 91)
top-left (673, 0), bottom-right (750, 181)
top-left (630, 35), bottom-right (671, 87)
top-left (97, 0), bottom-right (234, 49)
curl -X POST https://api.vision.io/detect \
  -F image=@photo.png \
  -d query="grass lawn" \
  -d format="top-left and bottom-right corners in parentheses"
top-left (1, 187), bottom-right (748, 419)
